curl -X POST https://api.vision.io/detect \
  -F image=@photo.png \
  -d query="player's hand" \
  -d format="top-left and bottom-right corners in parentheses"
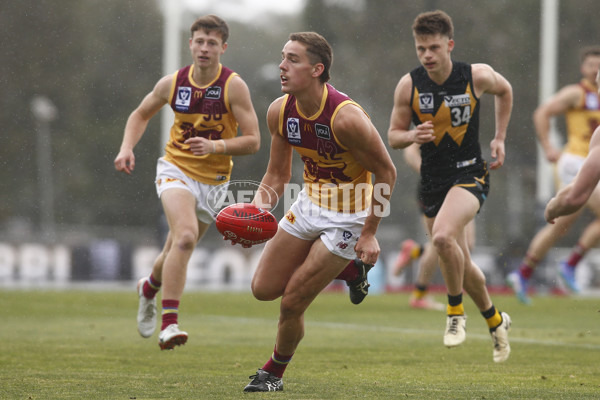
top-left (354, 234), bottom-right (380, 266)
top-left (114, 149), bottom-right (135, 175)
top-left (489, 138), bottom-right (505, 170)
top-left (544, 146), bottom-right (561, 163)
top-left (185, 137), bottom-right (213, 156)
top-left (412, 121), bottom-right (435, 144)
top-left (222, 236), bottom-right (253, 248)
top-left (544, 198), bottom-right (558, 224)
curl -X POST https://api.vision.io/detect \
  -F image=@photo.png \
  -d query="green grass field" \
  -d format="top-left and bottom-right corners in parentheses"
top-left (1, 289), bottom-right (599, 399)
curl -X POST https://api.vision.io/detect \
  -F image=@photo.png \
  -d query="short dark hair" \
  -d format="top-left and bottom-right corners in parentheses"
top-left (580, 46), bottom-right (600, 63)
top-left (190, 15), bottom-right (229, 43)
top-left (412, 10), bottom-right (454, 39)
top-left (289, 32), bottom-right (333, 83)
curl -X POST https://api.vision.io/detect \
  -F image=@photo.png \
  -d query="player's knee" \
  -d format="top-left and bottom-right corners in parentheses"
top-left (172, 229), bottom-right (198, 252)
top-left (432, 231), bottom-right (453, 253)
top-left (279, 295), bottom-right (305, 319)
top-left (250, 280), bottom-right (281, 301)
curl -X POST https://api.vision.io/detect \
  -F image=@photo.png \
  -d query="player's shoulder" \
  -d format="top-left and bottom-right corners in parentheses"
top-left (266, 95), bottom-right (287, 125)
top-left (153, 74), bottom-right (176, 99)
top-left (547, 82), bottom-right (586, 106)
top-left (268, 95), bottom-right (287, 111)
top-left (394, 73), bottom-right (414, 94)
top-left (470, 63), bottom-right (496, 78)
top-left (226, 72), bottom-right (250, 95)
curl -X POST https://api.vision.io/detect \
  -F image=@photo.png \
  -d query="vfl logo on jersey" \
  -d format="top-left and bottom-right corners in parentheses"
top-left (444, 94), bottom-right (471, 107)
top-left (205, 86), bottom-right (222, 99)
top-left (175, 87), bottom-right (192, 111)
top-left (585, 92), bottom-right (599, 110)
top-left (315, 123), bottom-right (331, 140)
top-left (286, 118), bottom-right (301, 145)
top-left (418, 93), bottom-right (434, 114)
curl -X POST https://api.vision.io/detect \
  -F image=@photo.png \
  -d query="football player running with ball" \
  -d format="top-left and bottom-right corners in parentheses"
top-left (114, 15), bottom-right (260, 350)
top-left (243, 32), bottom-right (396, 392)
top-left (388, 10), bottom-right (513, 362)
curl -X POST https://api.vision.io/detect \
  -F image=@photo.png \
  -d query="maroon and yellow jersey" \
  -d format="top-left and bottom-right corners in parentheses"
top-left (278, 84), bottom-right (372, 212)
top-left (564, 79), bottom-right (600, 157)
top-left (164, 64), bottom-right (239, 184)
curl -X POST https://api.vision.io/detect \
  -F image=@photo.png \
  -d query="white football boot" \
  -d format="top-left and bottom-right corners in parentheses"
top-left (491, 312), bottom-right (511, 363)
top-left (136, 277), bottom-right (157, 338)
top-left (444, 314), bottom-right (467, 347)
top-left (158, 324), bottom-right (188, 350)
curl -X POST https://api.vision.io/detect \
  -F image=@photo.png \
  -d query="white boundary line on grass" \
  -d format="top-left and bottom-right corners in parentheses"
top-left (203, 315), bottom-right (600, 351)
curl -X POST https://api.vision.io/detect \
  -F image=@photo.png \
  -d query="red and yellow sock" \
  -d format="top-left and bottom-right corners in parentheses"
top-left (566, 243), bottom-right (586, 268)
top-left (262, 347), bottom-right (294, 378)
top-left (335, 259), bottom-right (359, 282)
top-left (161, 299), bottom-right (179, 330)
top-left (143, 273), bottom-right (161, 299)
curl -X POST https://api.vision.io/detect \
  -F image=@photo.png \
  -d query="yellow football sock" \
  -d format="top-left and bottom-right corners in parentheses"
top-left (446, 303), bottom-right (464, 316)
top-left (485, 309), bottom-right (503, 329)
top-left (410, 245), bottom-right (422, 259)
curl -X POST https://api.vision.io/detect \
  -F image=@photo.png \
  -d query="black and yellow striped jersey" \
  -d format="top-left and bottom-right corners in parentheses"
top-left (410, 61), bottom-right (484, 190)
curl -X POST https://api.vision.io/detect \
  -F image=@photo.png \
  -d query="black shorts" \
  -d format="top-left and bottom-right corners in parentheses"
top-left (418, 166), bottom-right (490, 218)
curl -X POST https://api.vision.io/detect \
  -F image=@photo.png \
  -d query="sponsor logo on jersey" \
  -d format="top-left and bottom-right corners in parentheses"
top-left (444, 94), bottom-right (471, 107)
top-left (342, 230), bottom-right (353, 241)
top-left (315, 123), bottom-right (331, 140)
top-left (418, 93), bottom-right (434, 113)
top-left (175, 86), bottom-right (192, 111)
top-left (336, 241), bottom-right (349, 250)
top-left (205, 86), bottom-right (222, 99)
top-left (456, 158), bottom-right (476, 168)
top-left (286, 118), bottom-right (301, 145)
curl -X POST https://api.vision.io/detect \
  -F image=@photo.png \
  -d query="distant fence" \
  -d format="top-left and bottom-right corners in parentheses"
top-left (1, 241), bottom-right (600, 294)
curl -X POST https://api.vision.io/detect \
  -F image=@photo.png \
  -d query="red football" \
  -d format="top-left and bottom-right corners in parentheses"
top-left (215, 203), bottom-right (278, 248)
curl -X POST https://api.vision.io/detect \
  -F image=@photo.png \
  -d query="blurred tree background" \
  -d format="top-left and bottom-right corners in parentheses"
top-left (1, 0), bottom-right (599, 256)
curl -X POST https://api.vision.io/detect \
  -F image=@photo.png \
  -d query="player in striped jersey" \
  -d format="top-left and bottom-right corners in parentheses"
top-left (244, 32), bottom-right (396, 392)
top-left (546, 70), bottom-right (600, 222)
top-left (507, 46), bottom-right (600, 303)
top-left (388, 10), bottom-right (513, 363)
top-left (114, 15), bottom-right (260, 350)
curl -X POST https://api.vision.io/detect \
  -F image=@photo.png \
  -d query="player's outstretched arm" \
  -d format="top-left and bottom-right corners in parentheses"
top-left (545, 128), bottom-right (600, 222)
top-left (337, 104), bottom-right (397, 265)
top-left (114, 75), bottom-right (171, 174)
top-left (533, 84), bottom-right (583, 163)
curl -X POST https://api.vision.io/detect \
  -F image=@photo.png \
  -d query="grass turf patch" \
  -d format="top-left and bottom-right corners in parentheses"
top-left (1, 290), bottom-right (599, 399)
